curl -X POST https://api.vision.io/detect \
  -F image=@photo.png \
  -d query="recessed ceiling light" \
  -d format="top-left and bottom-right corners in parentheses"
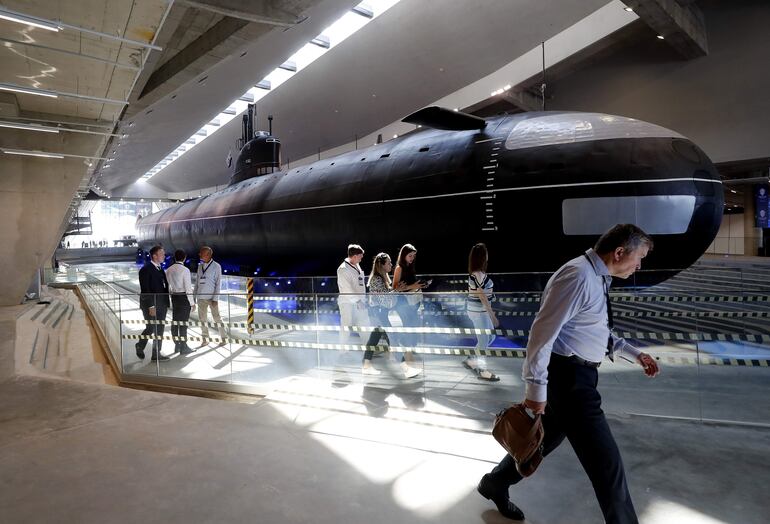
top-left (657, 35), bottom-right (665, 40)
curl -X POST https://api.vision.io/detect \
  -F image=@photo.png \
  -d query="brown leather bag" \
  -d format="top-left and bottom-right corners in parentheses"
top-left (492, 403), bottom-right (545, 477)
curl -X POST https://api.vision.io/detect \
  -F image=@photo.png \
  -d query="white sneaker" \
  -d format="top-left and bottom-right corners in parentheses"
top-left (362, 365), bottom-right (381, 376)
top-left (401, 362), bottom-right (422, 379)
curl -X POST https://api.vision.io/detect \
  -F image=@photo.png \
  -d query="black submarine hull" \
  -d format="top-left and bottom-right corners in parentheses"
top-left (137, 111), bottom-right (723, 286)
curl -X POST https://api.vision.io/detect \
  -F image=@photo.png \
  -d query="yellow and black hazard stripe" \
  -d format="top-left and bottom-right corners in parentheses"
top-left (120, 318), bottom-right (770, 343)
top-left (120, 333), bottom-right (770, 366)
top-left (247, 278), bottom-right (254, 334)
top-left (248, 293), bottom-right (770, 304)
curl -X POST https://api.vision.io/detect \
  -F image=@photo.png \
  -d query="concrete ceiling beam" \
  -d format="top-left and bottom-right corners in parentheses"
top-left (460, 88), bottom-right (542, 116)
top-left (623, 0), bottom-right (707, 58)
top-left (502, 90), bottom-right (543, 112)
top-left (139, 16), bottom-right (249, 100)
top-left (177, 0), bottom-right (303, 27)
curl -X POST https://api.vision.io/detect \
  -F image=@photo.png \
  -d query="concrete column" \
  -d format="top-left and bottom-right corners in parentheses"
top-left (0, 311), bottom-right (14, 381)
top-left (0, 131), bottom-right (102, 305)
top-left (0, 128), bottom-right (104, 377)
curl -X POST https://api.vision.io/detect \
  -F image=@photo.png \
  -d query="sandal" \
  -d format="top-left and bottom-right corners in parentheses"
top-left (475, 368), bottom-right (500, 382)
top-left (462, 357), bottom-right (477, 371)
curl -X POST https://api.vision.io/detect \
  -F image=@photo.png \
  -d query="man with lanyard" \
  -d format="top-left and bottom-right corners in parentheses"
top-left (478, 224), bottom-right (660, 523)
top-left (166, 249), bottom-right (195, 355)
top-left (136, 245), bottom-right (171, 361)
top-left (194, 246), bottom-right (227, 346)
top-left (337, 244), bottom-right (371, 352)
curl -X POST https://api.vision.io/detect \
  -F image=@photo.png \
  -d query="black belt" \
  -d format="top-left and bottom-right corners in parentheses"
top-left (551, 352), bottom-right (601, 368)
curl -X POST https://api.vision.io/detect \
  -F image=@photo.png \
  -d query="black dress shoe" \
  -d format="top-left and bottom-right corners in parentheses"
top-left (477, 474), bottom-right (525, 521)
top-left (135, 343), bottom-right (145, 360)
top-left (151, 353), bottom-right (171, 361)
top-left (179, 346), bottom-right (196, 355)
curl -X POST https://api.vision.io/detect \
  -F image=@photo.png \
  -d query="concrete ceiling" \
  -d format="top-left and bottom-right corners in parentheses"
top-left (96, 0), bottom-right (358, 190)
top-left (0, 0), bottom-right (170, 212)
top-left (143, 0), bottom-right (609, 193)
top-left (0, 0), bottom-right (168, 122)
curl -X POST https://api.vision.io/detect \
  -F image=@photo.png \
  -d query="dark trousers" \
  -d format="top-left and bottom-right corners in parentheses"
top-left (364, 306), bottom-right (391, 361)
top-left (488, 355), bottom-right (638, 524)
top-left (138, 304), bottom-right (168, 354)
top-left (171, 294), bottom-right (192, 347)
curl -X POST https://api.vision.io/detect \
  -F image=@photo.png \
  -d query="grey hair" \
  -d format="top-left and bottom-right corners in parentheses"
top-left (594, 224), bottom-right (654, 255)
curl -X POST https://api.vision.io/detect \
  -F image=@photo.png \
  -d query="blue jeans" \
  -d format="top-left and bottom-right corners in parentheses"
top-left (467, 309), bottom-right (495, 364)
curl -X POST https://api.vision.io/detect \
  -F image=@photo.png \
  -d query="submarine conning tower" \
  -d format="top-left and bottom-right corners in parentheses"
top-left (228, 103), bottom-right (281, 186)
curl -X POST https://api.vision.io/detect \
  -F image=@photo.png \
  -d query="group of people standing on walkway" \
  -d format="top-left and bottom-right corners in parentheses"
top-left (336, 242), bottom-right (501, 381)
top-left (135, 245), bottom-right (227, 361)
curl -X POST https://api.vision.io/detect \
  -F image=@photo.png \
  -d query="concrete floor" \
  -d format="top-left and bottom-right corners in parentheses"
top-left (1, 375), bottom-right (768, 524)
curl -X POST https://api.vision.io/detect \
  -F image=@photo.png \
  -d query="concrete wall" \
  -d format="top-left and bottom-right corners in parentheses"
top-left (0, 131), bottom-right (100, 306)
top-left (707, 213), bottom-right (745, 255)
top-left (546, 0), bottom-right (770, 164)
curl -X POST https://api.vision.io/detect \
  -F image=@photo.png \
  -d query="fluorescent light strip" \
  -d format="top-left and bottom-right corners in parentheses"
top-left (0, 82), bottom-right (127, 105)
top-left (0, 83), bottom-right (57, 98)
top-left (0, 7), bottom-right (162, 51)
top-left (0, 121), bottom-right (59, 133)
top-left (1, 148), bottom-right (63, 159)
top-left (0, 11), bottom-right (60, 32)
top-left (0, 147), bottom-right (109, 160)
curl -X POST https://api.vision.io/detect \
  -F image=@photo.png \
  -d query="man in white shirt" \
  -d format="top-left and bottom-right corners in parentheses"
top-left (478, 224), bottom-right (660, 523)
top-left (337, 244), bottom-right (372, 358)
top-left (166, 249), bottom-right (195, 355)
top-left (194, 246), bottom-right (227, 346)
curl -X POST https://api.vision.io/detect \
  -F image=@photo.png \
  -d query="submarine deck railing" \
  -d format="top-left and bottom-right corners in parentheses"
top-left (46, 266), bottom-right (770, 427)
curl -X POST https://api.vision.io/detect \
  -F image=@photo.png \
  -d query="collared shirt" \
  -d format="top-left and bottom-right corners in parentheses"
top-left (522, 248), bottom-right (642, 402)
top-left (337, 258), bottom-right (366, 304)
top-left (194, 259), bottom-right (222, 301)
top-left (166, 262), bottom-right (194, 306)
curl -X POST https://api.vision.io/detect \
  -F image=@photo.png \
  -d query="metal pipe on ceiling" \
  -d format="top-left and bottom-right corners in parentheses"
top-left (0, 6), bottom-right (163, 51)
top-left (0, 37), bottom-right (141, 71)
top-left (0, 82), bottom-right (128, 105)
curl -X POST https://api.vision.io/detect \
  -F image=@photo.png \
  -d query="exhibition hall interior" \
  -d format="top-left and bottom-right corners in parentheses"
top-left (1, 1), bottom-right (768, 523)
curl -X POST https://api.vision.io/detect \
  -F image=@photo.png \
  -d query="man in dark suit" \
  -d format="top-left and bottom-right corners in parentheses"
top-left (136, 245), bottom-right (171, 361)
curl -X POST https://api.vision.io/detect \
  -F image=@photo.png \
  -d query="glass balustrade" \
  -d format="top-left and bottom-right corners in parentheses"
top-left (43, 263), bottom-right (770, 425)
